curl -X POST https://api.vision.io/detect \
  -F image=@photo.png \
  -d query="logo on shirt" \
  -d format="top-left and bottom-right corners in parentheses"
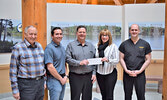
top-left (139, 46), bottom-right (144, 48)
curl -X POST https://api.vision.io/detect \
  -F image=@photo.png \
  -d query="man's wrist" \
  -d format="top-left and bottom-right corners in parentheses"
top-left (65, 74), bottom-right (69, 78)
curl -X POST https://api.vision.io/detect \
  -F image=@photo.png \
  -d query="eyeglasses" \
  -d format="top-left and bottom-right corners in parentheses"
top-left (101, 35), bottom-right (108, 37)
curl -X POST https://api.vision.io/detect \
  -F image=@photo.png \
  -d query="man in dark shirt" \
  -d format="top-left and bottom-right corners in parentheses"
top-left (119, 24), bottom-right (152, 100)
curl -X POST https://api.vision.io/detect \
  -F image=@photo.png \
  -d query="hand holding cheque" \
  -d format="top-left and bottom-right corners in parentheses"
top-left (80, 58), bottom-right (108, 66)
top-left (87, 58), bottom-right (104, 65)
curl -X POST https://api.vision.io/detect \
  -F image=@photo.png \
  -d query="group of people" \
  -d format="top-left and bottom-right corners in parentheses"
top-left (9, 24), bottom-right (152, 100)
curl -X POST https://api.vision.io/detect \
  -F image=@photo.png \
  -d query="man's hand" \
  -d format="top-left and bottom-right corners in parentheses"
top-left (60, 76), bottom-right (68, 85)
top-left (44, 83), bottom-right (47, 89)
top-left (91, 75), bottom-right (96, 84)
top-left (126, 70), bottom-right (137, 77)
top-left (13, 93), bottom-right (20, 100)
top-left (134, 70), bottom-right (141, 75)
top-left (80, 60), bottom-right (89, 65)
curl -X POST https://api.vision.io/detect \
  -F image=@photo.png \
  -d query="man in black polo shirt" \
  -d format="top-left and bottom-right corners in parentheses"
top-left (119, 24), bottom-right (152, 100)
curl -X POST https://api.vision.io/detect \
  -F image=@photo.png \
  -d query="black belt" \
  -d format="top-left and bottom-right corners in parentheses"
top-left (48, 73), bottom-right (66, 78)
top-left (60, 73), bottom-right (66, 77)
top-left (18, 76), bottom-right (44, 80)
top-left (70, 72), bottom-right (92, 76)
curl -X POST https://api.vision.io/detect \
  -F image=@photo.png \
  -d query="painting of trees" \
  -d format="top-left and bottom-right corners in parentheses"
top-left (0, 19), bottom-right (22, 53)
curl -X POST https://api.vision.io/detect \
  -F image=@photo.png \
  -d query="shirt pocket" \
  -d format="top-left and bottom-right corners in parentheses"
top-left (37, 53), bottom-right (44, 63)
top-left (20, 55), bottom-right (33, 66)
top-left (89, 50), bottom-right (94, 58)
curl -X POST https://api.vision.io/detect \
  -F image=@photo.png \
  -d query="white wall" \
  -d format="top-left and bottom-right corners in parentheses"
top-left (123, 3), bottom-right (165, 39)
top-left (0, 0), bottom-right (21, 19)
top-left (0, 0), bottom-right (21, 64)
top-left (47, 3), bottom-right (122, 43)
top-left (0, 2), bottom-right (165, 64)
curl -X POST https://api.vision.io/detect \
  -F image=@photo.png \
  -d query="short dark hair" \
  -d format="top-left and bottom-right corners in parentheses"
top-left (51, 27), bottom-right (62, 36)
top-left (76, 25), bottom-right (87, 32)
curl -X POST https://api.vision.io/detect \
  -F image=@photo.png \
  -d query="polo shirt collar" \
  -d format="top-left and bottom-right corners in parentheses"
top-left (76, 40), bottom-right (88, 46)
top-left (51, 40), bottom-right (62, 47)
top-left (24, 38), bottom-right (37, 48)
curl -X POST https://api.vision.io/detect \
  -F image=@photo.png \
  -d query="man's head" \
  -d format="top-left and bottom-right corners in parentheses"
top-left (51, 27), bottom-right (63, 45)
top-left (76, 25), bottom-right (87, 43)
top-left (24, 25), bottom-right (37, 46)
top-left (130, 24), bottom-right (140, 38)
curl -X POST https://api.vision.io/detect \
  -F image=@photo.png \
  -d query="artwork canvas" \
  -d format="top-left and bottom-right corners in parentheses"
top-left (129, 22), bottom-right (165, 50)
top-left (0, 19), bottom-right (22, 53)
top-left (51, 22), bottom-right (121, 48)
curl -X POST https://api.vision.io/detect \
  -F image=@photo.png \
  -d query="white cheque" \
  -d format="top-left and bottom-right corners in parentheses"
top-left (87, 58), bottom-right (102, 65)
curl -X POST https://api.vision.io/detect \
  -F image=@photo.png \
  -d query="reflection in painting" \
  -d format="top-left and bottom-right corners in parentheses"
top-left (51, 22), bottom-right (121, 49)
top-left (0, 19), bottom-right (22, 53)
top-left (129, 22), bottom-right (165, 50)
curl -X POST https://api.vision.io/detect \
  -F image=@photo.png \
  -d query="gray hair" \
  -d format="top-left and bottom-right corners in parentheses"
top-left (24, 25), bottom-right (36, 33)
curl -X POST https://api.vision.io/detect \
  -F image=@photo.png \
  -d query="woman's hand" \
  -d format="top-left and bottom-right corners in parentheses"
top-left (101, 57), bottom-right (109, 62)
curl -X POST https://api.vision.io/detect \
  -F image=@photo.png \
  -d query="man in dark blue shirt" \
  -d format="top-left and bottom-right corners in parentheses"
top-left (119, 24), bottom-right (152, 100)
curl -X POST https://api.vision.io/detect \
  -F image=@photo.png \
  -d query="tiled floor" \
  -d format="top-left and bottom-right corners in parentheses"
top-left (0, 81), bottom-right (162, 100)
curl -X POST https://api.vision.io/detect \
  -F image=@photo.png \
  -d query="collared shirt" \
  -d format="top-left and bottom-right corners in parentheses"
top-left (44, 40), bottom-right (66, 75)
top-left (119, 38), bottom-right (152, 70)
top-left (66, 40), bottom-right (96, 75)
top-left (96, 43), bottom-right (119, 75)
top-left (9, 39), bottom-right (45, 94)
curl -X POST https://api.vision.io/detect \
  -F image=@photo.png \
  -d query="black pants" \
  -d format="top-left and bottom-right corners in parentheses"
top-left (123, 72), bottom-right (146, 100)
top-left (18, 77), bottom-right (44, 100)
top-left (69, 72), bottom-right (92, 100)
top-left (96, 68), bottom-right (117, 100)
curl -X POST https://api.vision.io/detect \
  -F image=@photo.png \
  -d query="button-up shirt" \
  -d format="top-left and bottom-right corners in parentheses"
top-left (96, 43), bottom-right (119, 75)
top-left (9, 39), bottom-right (45, 94)
top-left (66, 40), bottom-right (96, 75)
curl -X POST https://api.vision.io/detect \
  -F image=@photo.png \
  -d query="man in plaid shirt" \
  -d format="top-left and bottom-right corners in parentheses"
top-left (9, 25), bottom-right (46, 100)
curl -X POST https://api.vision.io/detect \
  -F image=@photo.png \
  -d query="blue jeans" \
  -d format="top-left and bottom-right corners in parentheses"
top-left (47, 76), bottom-right (66, 100)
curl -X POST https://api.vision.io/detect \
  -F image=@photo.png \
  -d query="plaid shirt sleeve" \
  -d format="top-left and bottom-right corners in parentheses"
top-left (9, 46), bottom-right (19, 94)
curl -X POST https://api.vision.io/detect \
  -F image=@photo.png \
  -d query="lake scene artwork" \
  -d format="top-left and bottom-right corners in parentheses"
top-left (129, 22), bottom-right (165, 50)
top-left (0, 21), bottom-right (163, 53)
top-left (51, 22), bottom-right (122, 49)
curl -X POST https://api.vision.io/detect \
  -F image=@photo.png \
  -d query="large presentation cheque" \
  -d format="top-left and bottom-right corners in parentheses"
top-left (87, 58), bottom-right (102, 65)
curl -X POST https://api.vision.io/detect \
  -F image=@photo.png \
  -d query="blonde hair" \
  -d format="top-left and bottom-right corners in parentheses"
top-left (97, 29), bottom-right (112, 46)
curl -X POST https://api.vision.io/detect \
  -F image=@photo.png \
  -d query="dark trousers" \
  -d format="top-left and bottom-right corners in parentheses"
top-left (69, 72), bottom-right (92, 100)
top-left (96, 68), bottom-right (117, 100)
top-left (123, 72), bottom-right (146, 100)
top-left (18, 78), bottom-right (44, 100)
